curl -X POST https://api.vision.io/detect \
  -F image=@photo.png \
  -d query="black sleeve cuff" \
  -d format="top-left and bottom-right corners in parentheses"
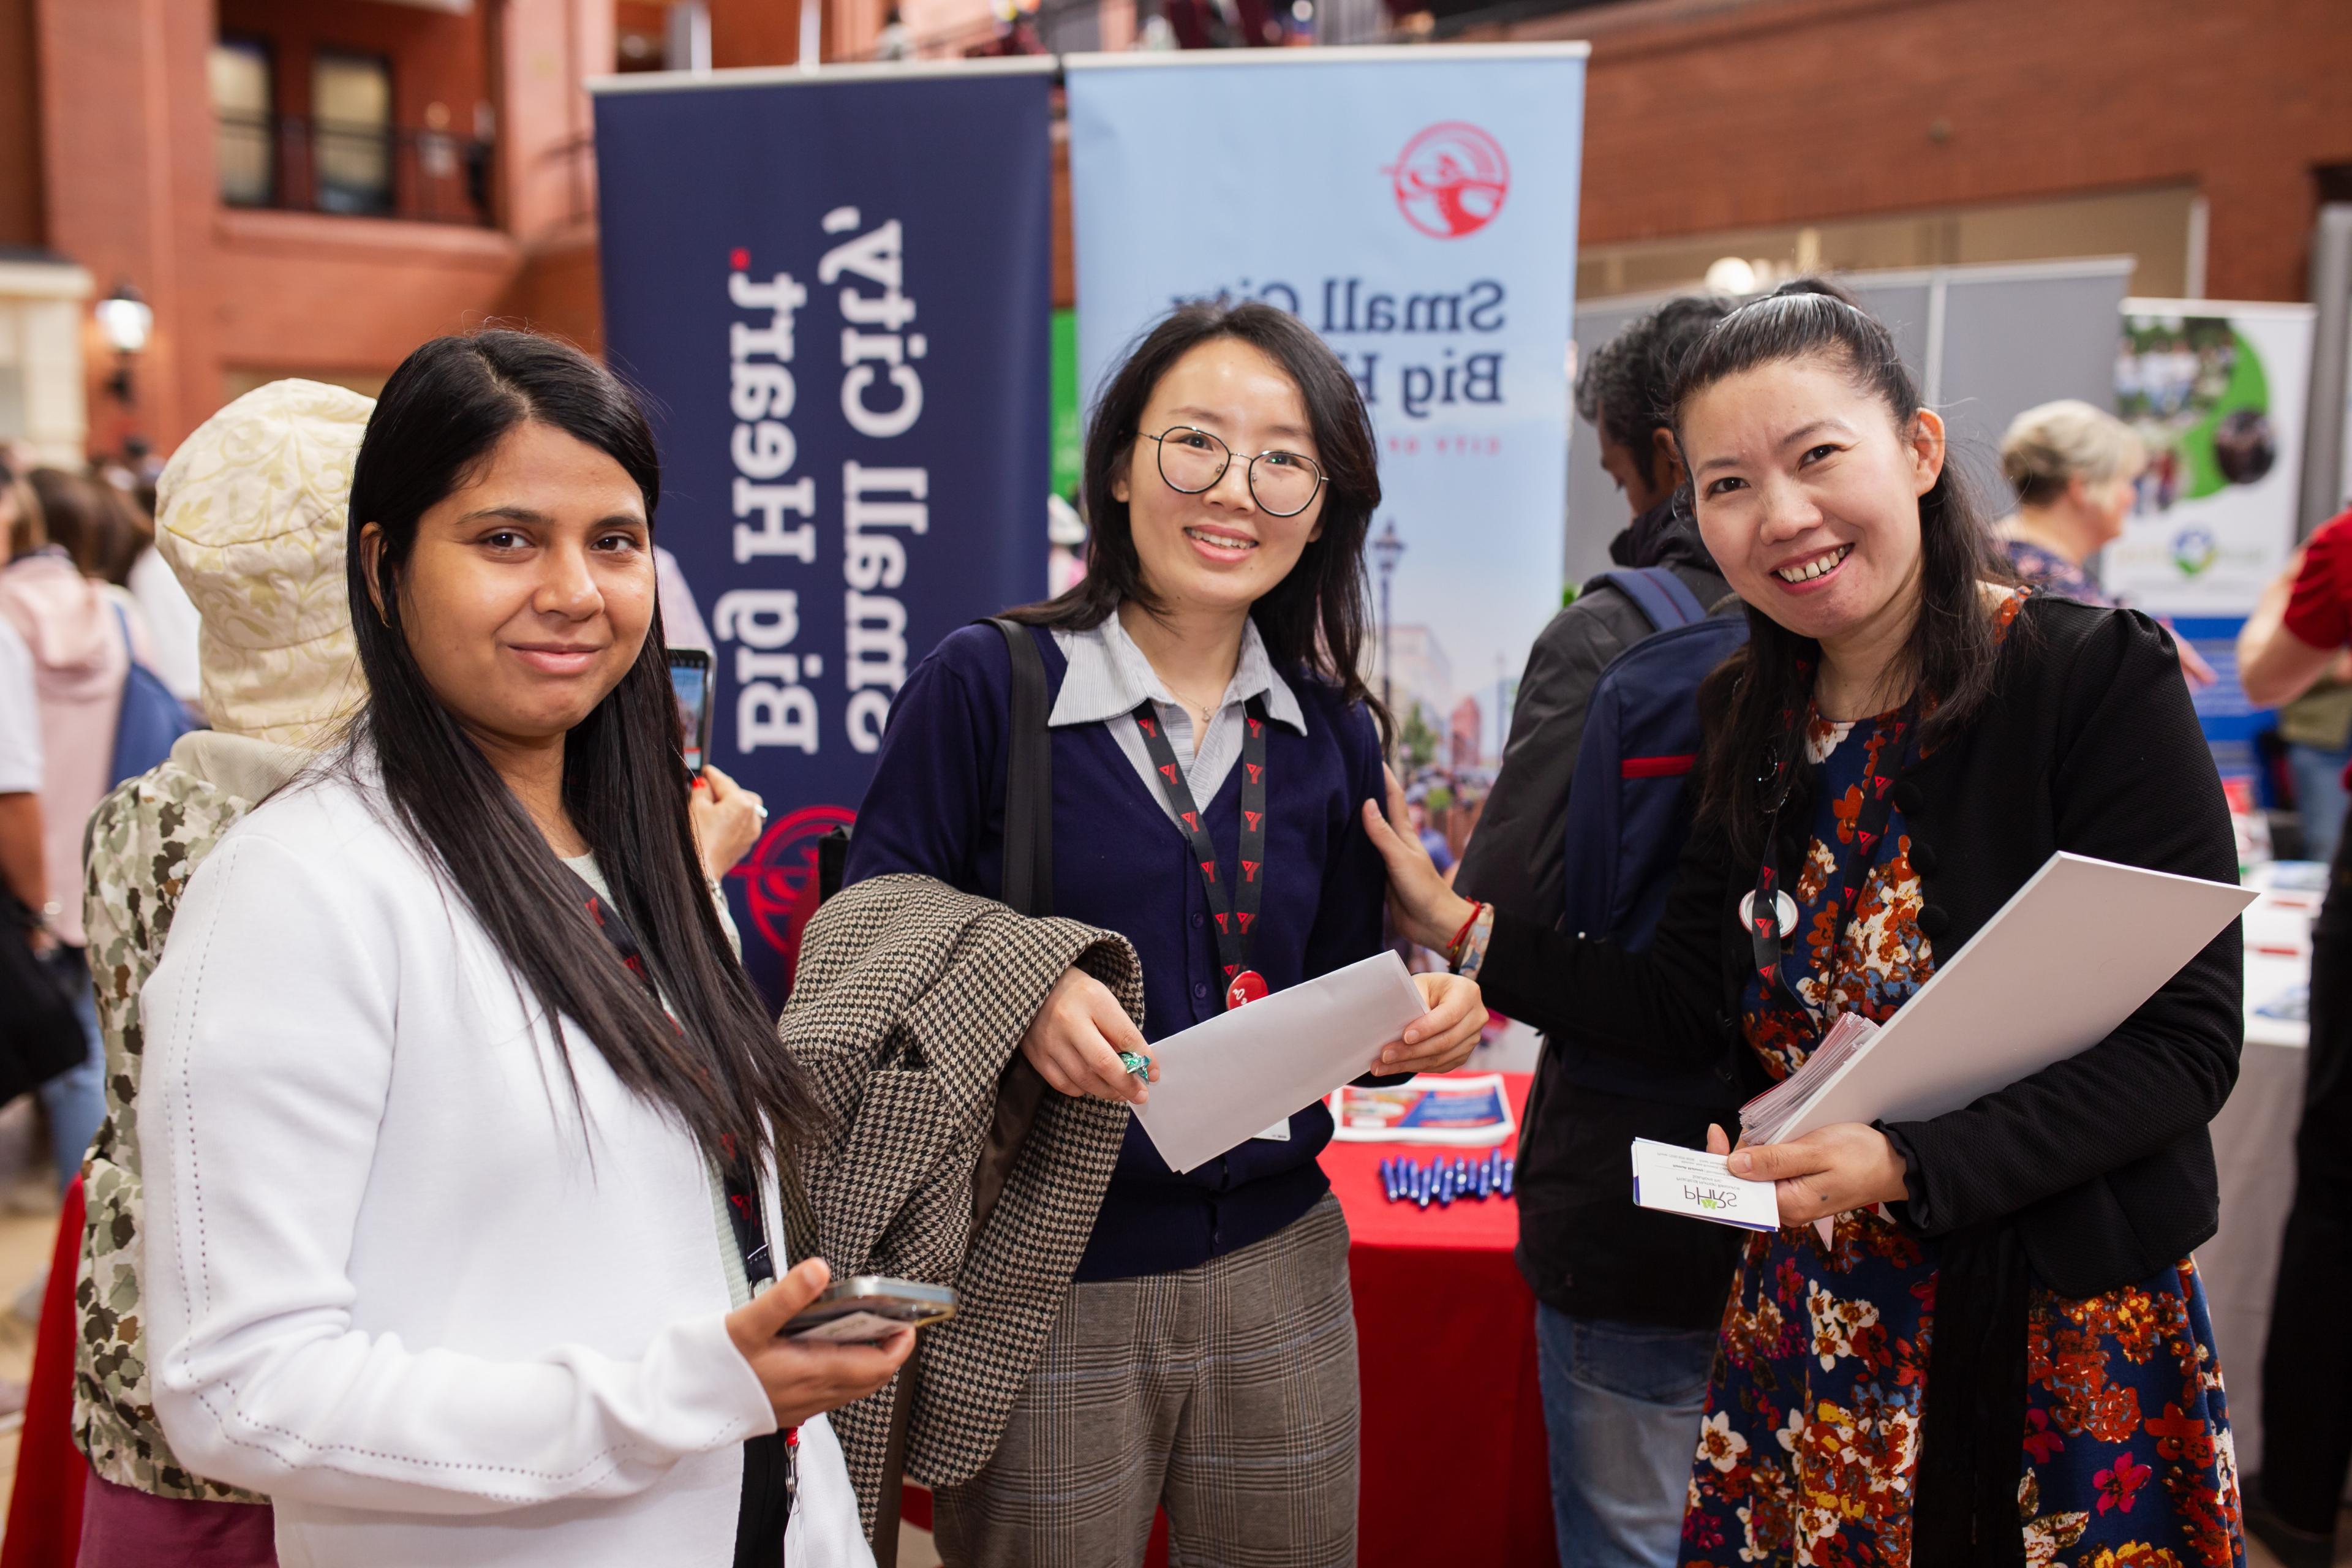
top-left (1875, 1120), bottom-right (1940, 1234)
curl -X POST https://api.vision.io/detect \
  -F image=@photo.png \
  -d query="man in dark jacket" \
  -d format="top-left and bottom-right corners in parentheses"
top-left (1455, 294), bottom-right (1740, 1568)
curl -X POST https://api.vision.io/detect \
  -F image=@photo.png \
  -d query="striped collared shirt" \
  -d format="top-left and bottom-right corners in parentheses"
top-left (1050, 608), bottom-right (1308, 827)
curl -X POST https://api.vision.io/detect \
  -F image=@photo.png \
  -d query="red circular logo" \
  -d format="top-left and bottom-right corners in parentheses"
top-left (1389, 122), bottom-right (1510, 240)
top-left (731, 803), bottom-right (858, 962)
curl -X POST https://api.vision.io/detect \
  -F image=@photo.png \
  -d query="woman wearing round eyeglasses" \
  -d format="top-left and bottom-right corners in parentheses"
top-left (846, 301), bottom-right (1487, 1566)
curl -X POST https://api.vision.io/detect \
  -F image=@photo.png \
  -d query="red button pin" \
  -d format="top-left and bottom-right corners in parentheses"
top-left (1226, 970), bottom-right (1268, 1009)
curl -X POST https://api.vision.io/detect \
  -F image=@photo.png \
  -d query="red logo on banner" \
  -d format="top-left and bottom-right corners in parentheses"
top-left (733, 803), bottom-right (858, 965)
top-left (1387, 123), bottom-right (1510, 240)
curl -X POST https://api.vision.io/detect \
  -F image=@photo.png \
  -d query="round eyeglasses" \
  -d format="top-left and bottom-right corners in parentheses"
top-left (1140, 426), bottom-right (1328, 519)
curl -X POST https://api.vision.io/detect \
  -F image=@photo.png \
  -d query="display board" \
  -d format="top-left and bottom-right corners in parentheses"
top-left (2105, 298), bottom-right (2314, 614)
top-left (1068, 45), bottom-right (1588, 770)
top-left (593, 61), bottom-right (1055, 1001)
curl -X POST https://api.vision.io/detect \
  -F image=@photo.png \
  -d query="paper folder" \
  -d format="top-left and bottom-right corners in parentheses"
top-left (1747, 851), bottom-right (2253, 1145)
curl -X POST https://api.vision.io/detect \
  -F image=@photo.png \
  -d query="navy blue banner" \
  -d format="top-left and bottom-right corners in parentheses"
top-left (594, 63), bottom-right (1054, 1002)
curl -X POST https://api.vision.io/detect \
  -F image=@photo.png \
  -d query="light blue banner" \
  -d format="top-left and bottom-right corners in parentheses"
top-left (1068, 46), bottom-right (1586, 764)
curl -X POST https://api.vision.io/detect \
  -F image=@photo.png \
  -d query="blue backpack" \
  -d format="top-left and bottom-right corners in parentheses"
top-left (1553, 567), bottom-right (1750, 1104)
top-left (108, 603), bottom-right (196, 788)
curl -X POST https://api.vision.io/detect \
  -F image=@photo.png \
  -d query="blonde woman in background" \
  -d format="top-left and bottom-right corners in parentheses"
top-left (1998, 398), bottom-right (2217, 685)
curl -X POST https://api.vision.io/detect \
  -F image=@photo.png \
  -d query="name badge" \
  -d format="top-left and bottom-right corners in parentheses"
top-left (1738, 889), bottom-right (1800, 940)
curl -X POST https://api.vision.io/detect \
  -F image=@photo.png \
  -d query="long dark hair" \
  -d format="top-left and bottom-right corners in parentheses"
top-left (1006, 300), bottom-right (1390, 736)
top-left (27, 468), bottom-right (145, 584)
top-left (345, 330), bottom-right (811, 1169)
top-left (1679, 279), bottom-right (2013, 862)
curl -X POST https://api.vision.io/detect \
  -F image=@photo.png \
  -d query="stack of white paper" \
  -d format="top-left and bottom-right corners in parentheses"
top-left (1740, 1013), bottom-right (1880, 1145)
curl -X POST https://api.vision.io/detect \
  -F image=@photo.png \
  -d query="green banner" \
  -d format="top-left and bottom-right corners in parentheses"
top-left (1051, 307), bottom-right (1081, 500)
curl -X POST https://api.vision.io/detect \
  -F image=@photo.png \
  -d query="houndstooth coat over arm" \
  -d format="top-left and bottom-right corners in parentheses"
top-left (775, 872), bottom-right (1143, 1535)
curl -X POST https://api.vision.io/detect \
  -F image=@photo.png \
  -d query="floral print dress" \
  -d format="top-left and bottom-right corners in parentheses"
top-left (1681, 695), bottom-right (2245, 1568)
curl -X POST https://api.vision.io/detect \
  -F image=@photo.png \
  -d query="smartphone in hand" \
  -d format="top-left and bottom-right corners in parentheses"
top-left (666, 649), bottom-right (713, 773)
top-left (782, 1277), bottom-right (957, 1344)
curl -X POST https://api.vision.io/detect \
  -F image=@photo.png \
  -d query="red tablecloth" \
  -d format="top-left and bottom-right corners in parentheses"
top-left (1322, 1071), bottom-right (1556, 1567)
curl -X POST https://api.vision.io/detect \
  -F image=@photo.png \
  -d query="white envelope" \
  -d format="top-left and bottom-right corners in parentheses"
top-left (1133, 951), bottom-right (1428, 1174)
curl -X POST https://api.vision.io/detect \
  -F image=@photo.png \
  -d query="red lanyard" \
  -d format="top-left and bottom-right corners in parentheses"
top-left (1131, 696), bottom-right (1270, 1009)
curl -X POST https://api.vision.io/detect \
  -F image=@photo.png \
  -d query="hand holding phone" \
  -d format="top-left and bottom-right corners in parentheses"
top-left (782, 1276), bottom-right (958, 1344)
top-left (691, 763), bottom-right (766, 880)
top-left (725, 1259), bottom-right (917, 1431)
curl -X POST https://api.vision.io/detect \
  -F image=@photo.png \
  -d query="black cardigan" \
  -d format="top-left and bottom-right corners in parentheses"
top-left (1480, 594), bottom-right (2241, 1292)
top-left (1477, 596), bottom-right (2242, 1565)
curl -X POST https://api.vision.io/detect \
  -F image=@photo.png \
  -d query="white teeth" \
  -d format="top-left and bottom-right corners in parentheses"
top-left (1187, 528), bottom-right (1255, 551)
top-left (1776, 545), bottom-right (1850, 583)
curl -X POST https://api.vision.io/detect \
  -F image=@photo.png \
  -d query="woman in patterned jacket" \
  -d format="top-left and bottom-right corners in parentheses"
top-left (1373, 281), bottom-right (2245, 1568)
top-left (74, 377), bottom-right (374, 1565)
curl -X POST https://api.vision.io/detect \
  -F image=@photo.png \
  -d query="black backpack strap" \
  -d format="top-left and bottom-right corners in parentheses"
top-left (987, 616), bottom-right (1054, 918)
top-left (874, 618), bottom-right (1055, 1564)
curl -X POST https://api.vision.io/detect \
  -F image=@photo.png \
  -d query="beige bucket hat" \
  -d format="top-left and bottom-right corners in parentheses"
top-left (153, 379), bottom-right (372, 747)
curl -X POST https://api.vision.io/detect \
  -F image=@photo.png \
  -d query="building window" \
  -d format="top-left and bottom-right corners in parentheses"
top-left (311, 50), bottom-right (393, 216)
top-left (209, 38), bottom-right (274, 207)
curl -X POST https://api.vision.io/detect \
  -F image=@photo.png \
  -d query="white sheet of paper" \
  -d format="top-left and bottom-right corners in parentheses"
top-left (1133, 951), bottom-right (1428, 1174)
top-left (1629, 1139), bottom-right (1781, 1233)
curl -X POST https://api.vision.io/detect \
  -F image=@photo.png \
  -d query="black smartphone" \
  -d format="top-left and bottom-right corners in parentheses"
top-left (666, 648), bottom-right (714, 774)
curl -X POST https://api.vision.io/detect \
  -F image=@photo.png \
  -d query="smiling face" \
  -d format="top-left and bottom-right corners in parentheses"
top-left (363, 418), bottom-right (655, 751)
top-left (1112, 337), bottom-right (1327, 619)
top-left (1681, 353), bottom-right (1944, 660)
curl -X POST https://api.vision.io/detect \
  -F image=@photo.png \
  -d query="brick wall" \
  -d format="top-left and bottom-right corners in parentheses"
top-left (21, 0), bottom-right (614, 453)
top-left (0, 0), bottom-right (40, 249)
top-left (1479, 0), bottom-right (2352, 303)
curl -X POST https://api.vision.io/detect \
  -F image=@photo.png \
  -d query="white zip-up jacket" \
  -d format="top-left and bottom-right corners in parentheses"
top-left (138, 764), bottom-right (870, 1567)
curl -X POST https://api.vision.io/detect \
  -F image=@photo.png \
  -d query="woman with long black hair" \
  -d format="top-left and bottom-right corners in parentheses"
top-left (139, 330), bottom-right (907, 1568)
top-left (1374, 282), bottom-right (2247, 1568)
top-left (845, 300), bottom-right (1487, 1566)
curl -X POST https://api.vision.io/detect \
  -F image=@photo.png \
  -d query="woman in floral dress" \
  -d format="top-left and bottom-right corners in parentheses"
top-left (1687, 679), bottom-right (2241, 1568)
top-left (1370, 280), bottom-right (2245, 1568)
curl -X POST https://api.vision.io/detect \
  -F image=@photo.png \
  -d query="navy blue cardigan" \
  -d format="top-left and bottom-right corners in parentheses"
top-left (844, 621), bottom-right (1390, 1280)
